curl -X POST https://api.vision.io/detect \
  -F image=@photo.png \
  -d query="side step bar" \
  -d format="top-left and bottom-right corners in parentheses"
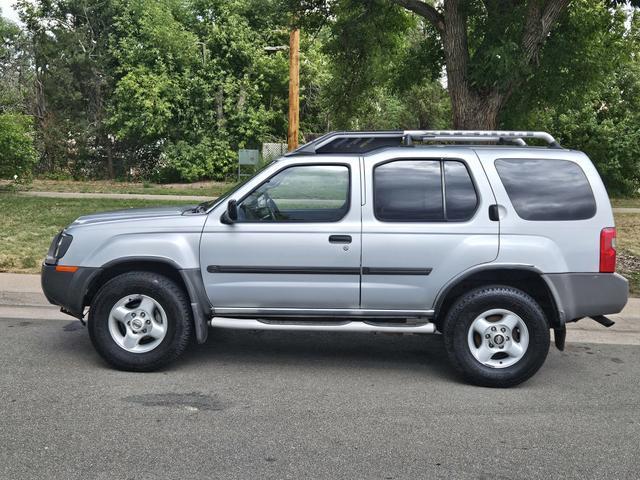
top-left (210, 317), bottom-right (436, 334)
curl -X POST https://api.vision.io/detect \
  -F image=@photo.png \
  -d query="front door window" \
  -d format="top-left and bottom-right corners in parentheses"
top-left (237, 164), bottom-right (350, 222)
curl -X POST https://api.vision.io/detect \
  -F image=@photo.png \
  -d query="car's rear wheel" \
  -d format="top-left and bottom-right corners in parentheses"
top-left (88, 271), bottom-right (192, 371)
top-left (442, 285), bottom-right (550, 388)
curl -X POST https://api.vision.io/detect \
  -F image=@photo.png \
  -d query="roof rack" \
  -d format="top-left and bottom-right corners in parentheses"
top-left (289, 130), bottom-right (561, 155)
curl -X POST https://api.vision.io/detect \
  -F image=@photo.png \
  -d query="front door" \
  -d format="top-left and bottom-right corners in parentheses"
top-left (200, 158), bottom-right (362, 314)
top-left (360, 149), bottom-right (499, 311)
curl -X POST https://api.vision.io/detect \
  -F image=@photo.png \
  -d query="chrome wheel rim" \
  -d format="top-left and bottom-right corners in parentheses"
top-left (108, 294), bottom-right (168, 353)
top-left (467, 308), bottom-right (529, 369)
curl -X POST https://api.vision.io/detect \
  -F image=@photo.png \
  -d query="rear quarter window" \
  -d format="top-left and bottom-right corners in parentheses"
top-left (495, 158), bottom-right (596, 221)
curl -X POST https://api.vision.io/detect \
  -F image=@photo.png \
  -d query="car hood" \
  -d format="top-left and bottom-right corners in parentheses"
top-left (70, 205), bottom-right (197, 227)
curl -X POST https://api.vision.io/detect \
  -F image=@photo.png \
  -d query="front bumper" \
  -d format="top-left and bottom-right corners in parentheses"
top-left (543, 272), bottom-right (629, 323)
top-left (41, 264), bottom-right (101, 319)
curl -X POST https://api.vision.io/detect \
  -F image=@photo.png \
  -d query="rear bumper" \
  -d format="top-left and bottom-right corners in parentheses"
top-left (543, 272), bottom-right (628, 323)
top-left (41, 264), bottom-right (101, 318)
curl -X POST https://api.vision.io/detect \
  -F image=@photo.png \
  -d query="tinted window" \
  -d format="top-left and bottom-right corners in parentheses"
top-left (374, 160), bottom-right (444, 221)
top-left (444, 161), bottom-right (478, 220)
top-left (495, 159), bottom-right (596, 221)
top-left (237, 165), bottom-right (349, 222)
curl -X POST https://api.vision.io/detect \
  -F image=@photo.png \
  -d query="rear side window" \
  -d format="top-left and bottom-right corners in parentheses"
top-left (373, 160), bottom-right (477, 222)
top-left (495, 159), bottom-right (596, 221)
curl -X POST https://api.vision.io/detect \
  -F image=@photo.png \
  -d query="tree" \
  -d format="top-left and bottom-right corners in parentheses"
top-left (0, 113), bottom-right (37, 181)
top-left (504, 5), bottom-right (640, 194)
top-left (17, 0), bottom-right (118, 177)
top-left (107, 0), bottom-right (293, 181)
top-left (309, 0), bottom-right (450, 130)
top-left (381, 0), bottom-right (573, 129)
top-left (303, 0), bottom-right (640, 130)
top-left (0, 15), bottom-right (33, 114)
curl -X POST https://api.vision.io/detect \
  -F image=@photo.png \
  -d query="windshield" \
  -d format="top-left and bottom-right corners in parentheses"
top-left (195, 160), bottom-right (277, 212)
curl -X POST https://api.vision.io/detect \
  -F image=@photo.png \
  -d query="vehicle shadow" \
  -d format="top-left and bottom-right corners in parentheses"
top-left (44, 319), bottom-right (459, 382)
top-left (180, 328), bottom-right (460, 381)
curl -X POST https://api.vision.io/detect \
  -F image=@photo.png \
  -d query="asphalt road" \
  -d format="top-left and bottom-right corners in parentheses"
top-left (1, 317), bottom-right (640, 480)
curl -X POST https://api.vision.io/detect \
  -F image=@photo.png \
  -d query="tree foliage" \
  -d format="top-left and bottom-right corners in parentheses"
top-left (0, 113), bottom-right (38, 181)
top-left (503, 2), bottom-right (640, 194)
top-left (1, 0), bottom-right (639, 193)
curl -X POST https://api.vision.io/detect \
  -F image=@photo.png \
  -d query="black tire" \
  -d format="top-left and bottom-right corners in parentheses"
top-left (88, 271), bottom-right (193, 371)
top-left (442, 285), bottom-right (550, 388)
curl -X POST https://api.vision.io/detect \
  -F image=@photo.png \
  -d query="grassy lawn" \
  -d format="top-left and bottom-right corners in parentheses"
top-left (615, 213), bottom-right (640, 295)
top-left (0, 178), bottom-right (235, 197)
top-left (1, 191), bottom-right (639, 296)
top-left (0, 193), bottom-right (191, 273)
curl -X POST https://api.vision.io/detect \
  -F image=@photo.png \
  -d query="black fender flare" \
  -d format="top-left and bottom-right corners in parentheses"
top-left (95, 257), bottom-right (211, 343)
top-left (432, 263), bottom-right (565, 326)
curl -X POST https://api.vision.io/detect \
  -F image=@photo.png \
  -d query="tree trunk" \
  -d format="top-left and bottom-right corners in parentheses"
top-left (450, 89), bottom-right (505, 130)
top-left (393, 0), bottom-right (571, 130)
top-left (105, 134), bottom-right (115, 179)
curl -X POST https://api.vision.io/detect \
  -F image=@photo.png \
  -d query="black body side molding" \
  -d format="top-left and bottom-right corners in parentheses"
top-left (207, 266), bottom-right (432, 276)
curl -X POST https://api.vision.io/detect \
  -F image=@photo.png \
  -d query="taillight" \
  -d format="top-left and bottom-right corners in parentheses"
top-left (600, 227), bottom-right (616, 273)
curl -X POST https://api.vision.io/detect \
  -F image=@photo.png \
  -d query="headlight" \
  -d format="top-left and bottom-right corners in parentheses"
top-left (45, 231), bottom-right (73, 265)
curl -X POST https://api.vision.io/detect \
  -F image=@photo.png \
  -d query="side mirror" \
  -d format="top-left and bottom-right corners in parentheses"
top-left (221, 199), bottom-right (238, 224)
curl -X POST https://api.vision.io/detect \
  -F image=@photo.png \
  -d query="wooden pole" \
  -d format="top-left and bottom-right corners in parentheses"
top-left (287, 28), bottom-right (300, 151)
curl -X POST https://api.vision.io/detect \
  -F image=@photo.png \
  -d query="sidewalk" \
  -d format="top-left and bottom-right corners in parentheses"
top-left (1, 272), bottom-right (638, 345)
top-left (19, 191), bottom-right (210, 202)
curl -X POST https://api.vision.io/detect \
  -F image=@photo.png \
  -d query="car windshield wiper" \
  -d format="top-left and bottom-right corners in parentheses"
top-left (193, 202), bottom-right (212, 213)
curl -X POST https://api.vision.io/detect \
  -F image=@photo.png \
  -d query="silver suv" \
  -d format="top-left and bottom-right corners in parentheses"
top-left (41, 130), bottom-right (628, 387)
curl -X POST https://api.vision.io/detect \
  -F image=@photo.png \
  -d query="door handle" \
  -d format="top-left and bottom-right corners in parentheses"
top-left (329, 235), bottom-right (352, 244)
top-left (488, 204), bottom-right (500, 222)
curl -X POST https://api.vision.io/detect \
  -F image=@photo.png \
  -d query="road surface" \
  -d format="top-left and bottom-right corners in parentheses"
top-left (1, 273), bottom-right (639, 479)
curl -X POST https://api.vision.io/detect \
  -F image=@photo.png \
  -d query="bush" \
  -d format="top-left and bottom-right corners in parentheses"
top-left (0, 113), bottom-right (38, 182)
top-left (156, 138), bottom-right (236, 183)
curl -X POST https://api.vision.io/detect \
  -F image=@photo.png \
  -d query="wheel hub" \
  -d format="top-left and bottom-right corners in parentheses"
top-left (482, 324), bottom-right (512, 350)
top-left (131, 317), bottom-right (144, 331)
top-left (467, 308), bottom-right (530, 369)
top-left (108, 294), bottom-right (168, 354)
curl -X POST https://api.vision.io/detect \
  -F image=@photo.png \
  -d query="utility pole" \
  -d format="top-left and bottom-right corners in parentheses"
top-left (287, 28), bottom-right (300, 151)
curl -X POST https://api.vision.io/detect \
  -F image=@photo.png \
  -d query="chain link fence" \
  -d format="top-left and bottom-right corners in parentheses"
top-left (261, 142), bottom-right (287, 162)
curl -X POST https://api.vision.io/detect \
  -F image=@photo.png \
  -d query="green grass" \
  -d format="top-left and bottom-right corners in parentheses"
top-left (1, 191), bottom-right (639, 297)
top-left (615, 213), bottom-right (640, 295)
top-left (0, 178), bottom-right (235, 197)
top-left (0, 193), bottom-right (191, 273)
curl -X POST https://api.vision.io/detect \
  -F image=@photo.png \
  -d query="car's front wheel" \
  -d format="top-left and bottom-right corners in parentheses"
top-left (88, 271), bottom-right (193, 371)
top-left (442, 285), bottom-right (550, 388)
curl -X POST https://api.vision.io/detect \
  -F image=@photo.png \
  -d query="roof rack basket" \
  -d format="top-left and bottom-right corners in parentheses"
top-left (290, 130), bottom-right (561, 155)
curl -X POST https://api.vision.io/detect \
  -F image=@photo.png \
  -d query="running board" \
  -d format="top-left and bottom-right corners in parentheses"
top-left (209, 317), bottom-right (436, 334)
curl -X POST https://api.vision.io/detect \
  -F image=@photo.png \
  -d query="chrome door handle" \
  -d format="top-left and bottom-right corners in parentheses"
top-left (329, 235), bottom-right (352, 244)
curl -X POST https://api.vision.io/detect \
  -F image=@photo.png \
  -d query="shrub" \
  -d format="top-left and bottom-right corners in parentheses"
top-left (156, 138), bottom-right (236, 183)
top-left (0, 113), bottom-right (38, 182)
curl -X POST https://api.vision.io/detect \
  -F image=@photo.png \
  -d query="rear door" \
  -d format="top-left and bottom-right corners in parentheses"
top-left (200, 157), bottom-right (362, 313)
top-left (360, 148), bottom-right (499, 311)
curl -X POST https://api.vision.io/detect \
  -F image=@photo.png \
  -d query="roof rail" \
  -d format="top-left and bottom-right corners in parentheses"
top-left (289, 130), bottom-right (561, 155)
